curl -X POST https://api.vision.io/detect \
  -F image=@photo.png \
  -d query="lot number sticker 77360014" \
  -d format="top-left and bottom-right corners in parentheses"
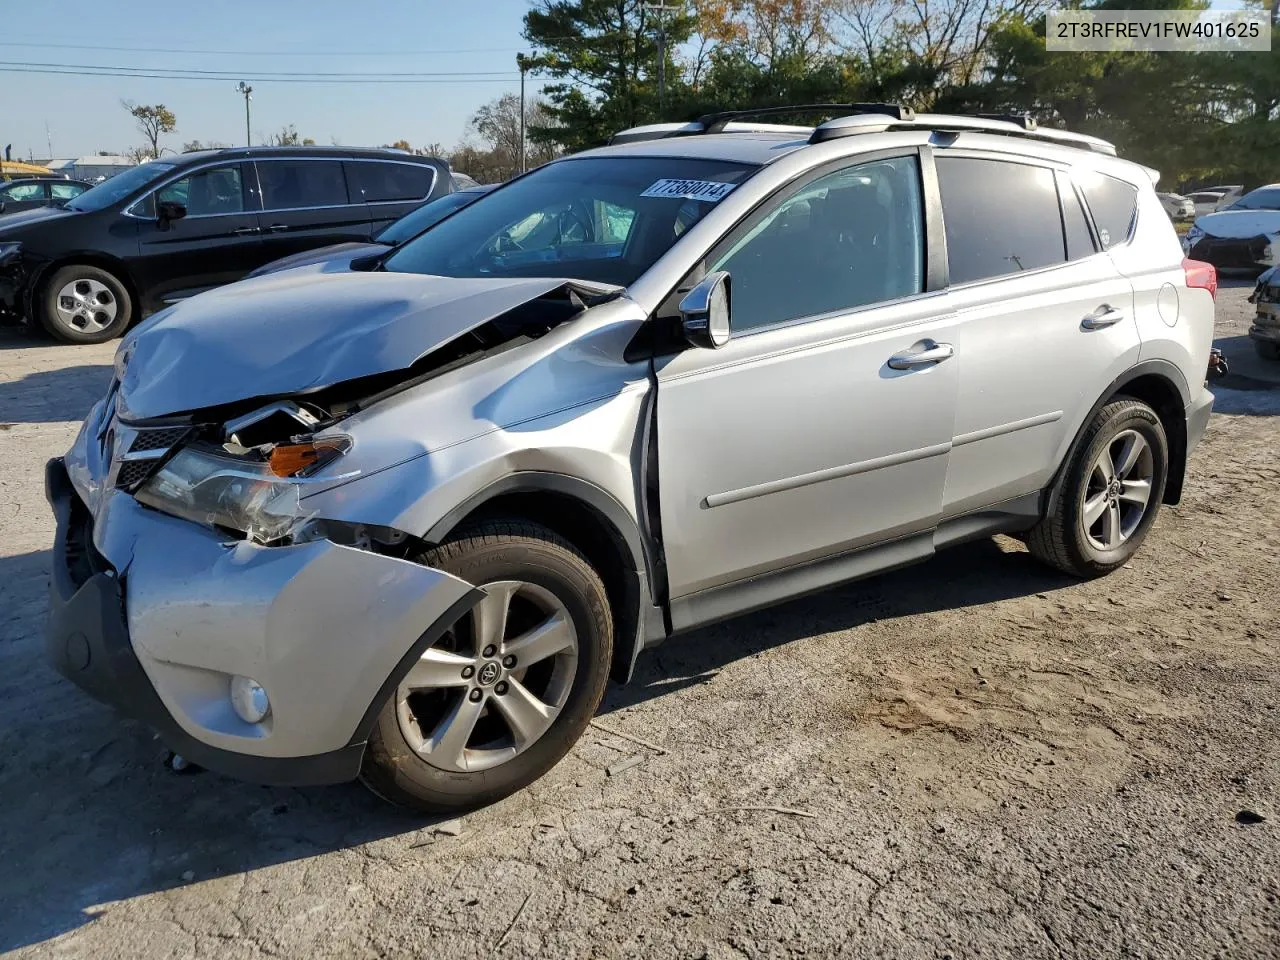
top-left (640, 179), bottom-right (738, 202)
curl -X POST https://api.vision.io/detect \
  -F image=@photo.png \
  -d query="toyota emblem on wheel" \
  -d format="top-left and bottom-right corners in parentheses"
top-left (477, 661), bottom-right (501, 686)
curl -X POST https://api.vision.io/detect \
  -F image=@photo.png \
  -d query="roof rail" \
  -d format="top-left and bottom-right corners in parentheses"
top-left (608, 103), bottom-right (913, 145)
top-left (609, 105), bottom-right (1116, 157)
top-left (810, 111), bottom-right (1116, 156)
top-left (695, 103), bottom-right (914, 134)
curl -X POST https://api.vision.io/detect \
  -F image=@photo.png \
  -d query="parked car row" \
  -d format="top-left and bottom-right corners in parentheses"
top-left (0, 146), bottom-right (470, 343)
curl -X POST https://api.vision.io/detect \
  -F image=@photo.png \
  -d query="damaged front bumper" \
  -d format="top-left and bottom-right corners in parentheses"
top-left (1249, 268), bottom-right (1280, 347)
top-left (0, 249), bottom-right (30, 324)
top-left (45, 457), bottom-right (481, 786)
top-left (1184, 233), bottom-right (1277, 270)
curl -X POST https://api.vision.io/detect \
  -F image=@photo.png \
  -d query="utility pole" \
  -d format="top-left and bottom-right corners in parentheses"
top-left (643, 0), bottom-right (676, 114)
top-left (45, 120), bottom-right (52, 159)
top-left (236, 82), bottom-right (253, 147)
top-left (516, 53), bottom-right (530, 175)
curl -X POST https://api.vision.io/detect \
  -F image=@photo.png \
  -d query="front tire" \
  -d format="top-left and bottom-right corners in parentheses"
top-left (360, 520), bottom-right (613, 813)
top-left (40, 264), bottom-right (132, 344)
top-left (1027, 398), bottom-right (1168, 578)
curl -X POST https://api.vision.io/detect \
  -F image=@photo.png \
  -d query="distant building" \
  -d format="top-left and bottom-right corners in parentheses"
top-left (40, 155), bottom-right (136, 182)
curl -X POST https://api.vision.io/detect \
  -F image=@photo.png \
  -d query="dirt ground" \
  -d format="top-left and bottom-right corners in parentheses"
top-left (1, 279), bottom-right (1277, 959)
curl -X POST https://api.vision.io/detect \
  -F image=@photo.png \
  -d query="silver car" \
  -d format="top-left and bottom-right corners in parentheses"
top-left (46, 108), bottom-right (1220, 812)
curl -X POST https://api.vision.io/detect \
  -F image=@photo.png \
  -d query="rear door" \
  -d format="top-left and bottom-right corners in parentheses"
top-left (253, 158), bottom-right (372, 261)
top-left (345, 159), bottom-right (439, 235)
top-left (132, 162), bottom-right (263, 306)
top-left (936, 153), bottom-right (1139, 519)
top-left (0, 181), bottom-right (50, 213)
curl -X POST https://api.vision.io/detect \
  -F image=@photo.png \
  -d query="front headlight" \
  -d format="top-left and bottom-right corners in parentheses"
top-left (134, 438), bottom-right (351, 542)
top-left (1186, 225), bottom-right (1205, 244)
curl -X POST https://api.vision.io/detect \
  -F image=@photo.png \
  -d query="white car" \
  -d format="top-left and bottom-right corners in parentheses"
top-left (1182, 184), bottom-right (1280, 270)
top-left (1157, 192), bottom-right (1195, 220)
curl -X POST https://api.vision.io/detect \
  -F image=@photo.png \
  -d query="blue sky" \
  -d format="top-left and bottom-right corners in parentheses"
top-left (2, 0), bottom-right (545, 161)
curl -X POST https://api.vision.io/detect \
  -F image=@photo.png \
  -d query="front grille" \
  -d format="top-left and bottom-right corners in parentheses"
top-left (129, 427), bottom-right (189, 453)
top-left (1190, 235), bottom-right (1268, 268)
top-left (116, 458), bottom-right (161, 490)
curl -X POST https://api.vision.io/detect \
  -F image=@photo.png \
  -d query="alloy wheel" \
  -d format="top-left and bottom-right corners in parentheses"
top-left (1081, 428), bottom-right (1155, 551)
top-left (395, 580), bottom-right (579, 773)
top-left (56, 278), bottom-right (118, 333)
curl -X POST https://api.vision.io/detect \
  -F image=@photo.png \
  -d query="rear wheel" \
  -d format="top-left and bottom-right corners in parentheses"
top-left (40, 264), bottom-right (132, 344)
top-left (1254, 339), bottom-right (1280, 361)
top-left (360, 520), bottom-right (612, 813)
top-left (1027, 398), bottom-right (1168, 578)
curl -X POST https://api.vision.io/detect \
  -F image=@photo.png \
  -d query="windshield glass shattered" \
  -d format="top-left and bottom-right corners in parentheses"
top-left (382, 156), bottom-right (756, 286)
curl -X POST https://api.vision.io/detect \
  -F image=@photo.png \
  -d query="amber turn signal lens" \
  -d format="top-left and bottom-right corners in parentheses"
top-left (268, 439), bottom-right (346, 478)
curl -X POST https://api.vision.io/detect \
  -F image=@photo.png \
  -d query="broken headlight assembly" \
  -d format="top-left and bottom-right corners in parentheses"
top-left (134, 436), bottom-right (352, 543)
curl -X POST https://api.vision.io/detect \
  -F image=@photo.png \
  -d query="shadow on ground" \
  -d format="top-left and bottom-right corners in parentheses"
top-left (0, 537), bottom-right (1069, 951)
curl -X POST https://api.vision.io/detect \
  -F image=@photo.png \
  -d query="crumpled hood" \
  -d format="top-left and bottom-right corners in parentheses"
top-left (1195, 210), bottom-right (1280, 239)
top-left (117, 269), bottom-right (605, 420)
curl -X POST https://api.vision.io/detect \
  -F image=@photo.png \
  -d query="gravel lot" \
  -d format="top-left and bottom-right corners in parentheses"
top-left (1, 280), bottom-right (1277, 959)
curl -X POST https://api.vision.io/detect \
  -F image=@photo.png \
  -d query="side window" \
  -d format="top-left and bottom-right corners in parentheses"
top-left (1057, 171), bottom-right (1096, 261)
top-left (1077, 171), bottom-right (1138, 249)
top-left (50, 182), bottom-right (86, 201)
top-left (258, 160), bottom-right (349, 210)
top-left (709, 155), bottom-right (925, 333)
top-left (937, 158), bottom-right (1065, 284)
top-left (599, 201), bottom-right (635, 243)
top-left (4, 183), bottom-right (45, 201)
top-left (157, 165), bottom-right (245, 216)
top-left (346, 161), bottom-right (434, 202)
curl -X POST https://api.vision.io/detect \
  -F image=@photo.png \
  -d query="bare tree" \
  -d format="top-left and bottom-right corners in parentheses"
top-left (122, 101), bottom-right (177, 158)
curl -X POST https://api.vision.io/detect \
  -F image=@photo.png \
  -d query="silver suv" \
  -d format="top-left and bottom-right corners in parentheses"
top-left (46, 106), bottom-right (1220, 812)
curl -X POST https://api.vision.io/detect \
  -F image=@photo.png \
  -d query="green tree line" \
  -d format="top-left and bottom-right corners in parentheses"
top-left (523, 0), bottom-right (1280, 190)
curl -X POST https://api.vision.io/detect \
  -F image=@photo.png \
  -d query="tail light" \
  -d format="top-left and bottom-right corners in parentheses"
top-left (1182, 257), bottom-right (1217, 300)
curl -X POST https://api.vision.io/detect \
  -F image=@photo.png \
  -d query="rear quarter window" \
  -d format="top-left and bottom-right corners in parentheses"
top-left (348, 161), bottom-right (435, 202)
top-left (1077, 172), bottom-right (1139, 249)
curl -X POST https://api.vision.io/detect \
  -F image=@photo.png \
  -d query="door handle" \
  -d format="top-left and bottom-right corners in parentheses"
top-left (888, 340), bottom-right (954, 370)
top-left (232, 226), bottom-right (259, 236)
top-left (267, 223), bottom-right (289, 232)
top-left (1081, 304), bottom-right (1125, 329)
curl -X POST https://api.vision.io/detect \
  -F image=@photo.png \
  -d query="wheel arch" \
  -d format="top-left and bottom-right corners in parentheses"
top-left (1045, 360), bottom-right (1191, 516)
top-left (423, 473), bottom-right (663, 685)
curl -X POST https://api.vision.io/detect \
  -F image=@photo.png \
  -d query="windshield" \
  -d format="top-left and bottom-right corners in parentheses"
top-left (375, 190), bottom-right (487, 245)
top-left (382, 156), bottom-right (756, 286)
top-left (65, 162), bottom-right (177, 212)
top-left (1229, 188), bottom-right (1280, 211)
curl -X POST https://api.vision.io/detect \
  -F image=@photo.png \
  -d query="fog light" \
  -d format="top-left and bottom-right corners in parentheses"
top-left (230, 676), bottom-right (270, 724)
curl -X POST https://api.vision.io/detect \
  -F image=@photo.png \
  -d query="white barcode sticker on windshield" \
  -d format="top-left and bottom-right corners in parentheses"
top-left (640, 178), bottom-right (737, 202)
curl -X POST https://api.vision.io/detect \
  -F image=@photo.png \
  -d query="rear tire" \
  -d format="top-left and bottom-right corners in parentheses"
top-left (1027, 398), bottom-right (1168, 578)
top-left (40, 264), bottom-right (132, 344)
top-left (360, 519), bottom-right (613, 813)
top-left (1254, 339), bottom-right (1280, 361)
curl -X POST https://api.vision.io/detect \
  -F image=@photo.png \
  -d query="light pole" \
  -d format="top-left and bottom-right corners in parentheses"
top-left (643, 1), bottom-right (675, 113)
top-left (516, 54), bottom-right (530, 175)
top-left (236, 82), bottom-right (253, 147)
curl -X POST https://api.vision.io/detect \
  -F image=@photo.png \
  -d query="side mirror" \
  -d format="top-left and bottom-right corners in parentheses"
top-left (679, 270), bottom-right (731, 349)
top-left (156, 200), bottom-right (187, 225)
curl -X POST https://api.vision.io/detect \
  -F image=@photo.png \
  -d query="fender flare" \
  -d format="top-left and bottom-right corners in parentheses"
top-left (1043, 359), bottom-right (1192, 517)
top-left (424, 472), bottom-right (664, 683)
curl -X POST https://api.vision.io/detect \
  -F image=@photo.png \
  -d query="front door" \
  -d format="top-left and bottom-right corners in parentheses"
top-left (655, 155), bottom-right (961, 629)
top-left (133, 162), bottom-right (263, 308)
